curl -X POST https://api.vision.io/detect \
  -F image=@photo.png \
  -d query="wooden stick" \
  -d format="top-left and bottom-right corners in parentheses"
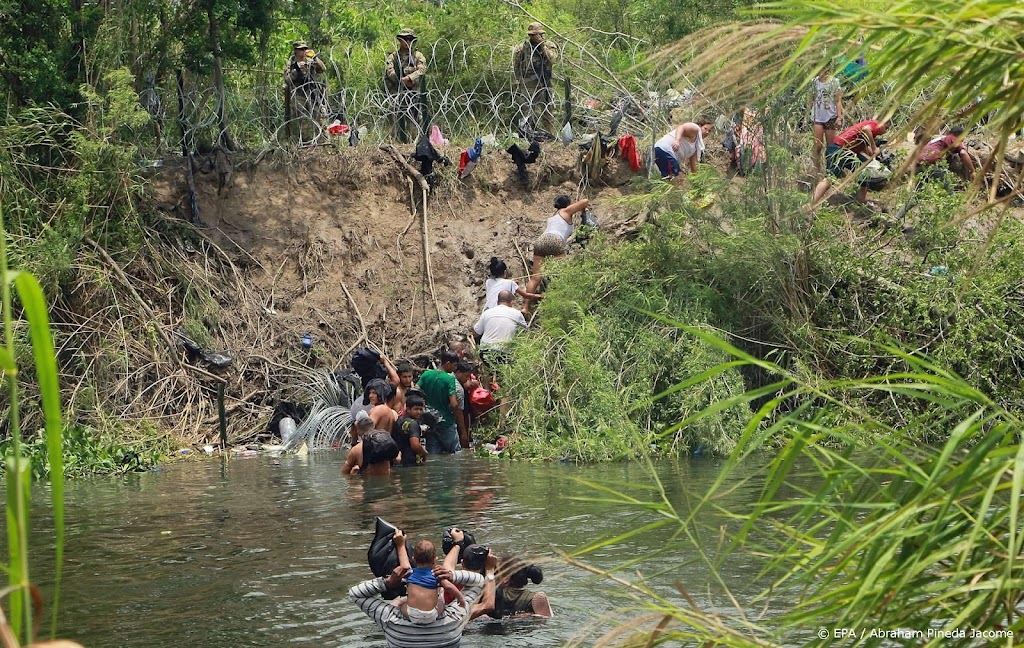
top-left (381, 144), bottom-right (430, 193)
top-left (341, 280), bottom-right (369, 346)
top-left (512, 235), bottom-right (531, 280)
top-left (420, 186), bottom-right (443, 329)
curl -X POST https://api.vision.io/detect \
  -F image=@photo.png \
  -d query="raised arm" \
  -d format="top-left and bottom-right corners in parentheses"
top-left (441, 545), bottom-right (460, 572)
top-left (562, 198), bottom-right (590, 218)
top-left (435, 569), bottom-right (486, 621)
top-left (442, 529), bottom-right (465, 572)
top-left (394, 529), bottom-right (411, 571)
top-left (312, 54), bottom-right (327, 74)
top-left (380, 354), bottom-right (401, 387)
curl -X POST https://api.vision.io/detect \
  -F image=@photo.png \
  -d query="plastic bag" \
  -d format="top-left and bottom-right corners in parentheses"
top-left (429, 124), bottom-right (449, 148)
top-left (368, 516), bottom-right (399, 577)
top-left (560, 122), bottom-right (574, 144)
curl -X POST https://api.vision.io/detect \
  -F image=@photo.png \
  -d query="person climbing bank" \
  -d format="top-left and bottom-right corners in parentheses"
top-left (653, 119), bottom-right (714, 180)
top-left (523, 195), bottom-right (590, 314)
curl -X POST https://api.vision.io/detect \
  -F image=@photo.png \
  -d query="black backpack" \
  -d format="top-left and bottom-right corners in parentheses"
top-left (361, 430), bottom-right (399, 471)
top-left (352, 348), bottom-right (388, 388)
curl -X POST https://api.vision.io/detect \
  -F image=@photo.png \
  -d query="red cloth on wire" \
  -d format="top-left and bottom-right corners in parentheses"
top-left (618, 134), bottom-right (641, 172)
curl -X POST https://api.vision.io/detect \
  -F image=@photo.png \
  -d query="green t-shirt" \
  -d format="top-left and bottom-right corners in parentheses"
top-left (418, 369), bottom-right (458, 424)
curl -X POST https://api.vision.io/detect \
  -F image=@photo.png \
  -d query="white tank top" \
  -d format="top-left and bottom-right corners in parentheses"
top-left (543, 212), bottom-right (573, 242)
top-left (655, 128), bottom-right (705, 162)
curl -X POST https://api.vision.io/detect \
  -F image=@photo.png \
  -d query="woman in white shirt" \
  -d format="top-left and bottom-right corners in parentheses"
top-left (810, 62), bottom-right (843, 174)
top-left (523, 195), bottom-right (590, 314)
top-left (653, 119), bottom-right (713, 180)
top-left (485, 257), bottom-right (540, 309)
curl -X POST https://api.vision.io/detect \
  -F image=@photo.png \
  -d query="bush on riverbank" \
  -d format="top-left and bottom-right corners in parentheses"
top-left (501, 151), bottom-right (1024, 459)
top-left (500, 237), bottom-right (750, 462)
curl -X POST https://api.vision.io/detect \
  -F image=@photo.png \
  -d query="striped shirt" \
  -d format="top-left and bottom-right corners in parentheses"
top-left (348, 571), bottom-right (485, 647)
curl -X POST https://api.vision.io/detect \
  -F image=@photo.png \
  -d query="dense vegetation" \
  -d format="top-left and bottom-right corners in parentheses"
top-left (0, 0), bottom-right (758, 476)
top-left (502, 153), bottom-right (1024, 460)
top-left (1, 0), bottom-right (1022, 645)
top-left (499, 0), bottom-right (1024, 461)
top-left (1, 0), bottom-right (1023, 471)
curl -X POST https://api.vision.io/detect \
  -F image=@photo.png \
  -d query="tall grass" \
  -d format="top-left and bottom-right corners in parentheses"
top-left (574, 315), bottom-right (1024, 646)
top-left (0, 197), bottom-right (66, 643)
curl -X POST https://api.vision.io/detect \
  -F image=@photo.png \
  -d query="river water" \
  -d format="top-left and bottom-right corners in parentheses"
top-left (25, 452), bottom-right (771, 647)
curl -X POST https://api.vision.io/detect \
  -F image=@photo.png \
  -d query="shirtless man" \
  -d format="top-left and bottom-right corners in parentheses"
top-left (393, 362), bottom-right (416, 414)
top-left (367, 377), bottom-right (400, 436)
top-left (343, 412), bottom-right (399, 476)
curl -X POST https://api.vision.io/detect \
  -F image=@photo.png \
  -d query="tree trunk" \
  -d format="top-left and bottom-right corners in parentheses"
top-left (207, 4), bottom-right (238, 152)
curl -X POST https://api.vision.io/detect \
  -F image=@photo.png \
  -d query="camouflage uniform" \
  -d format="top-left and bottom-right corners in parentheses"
top-left (513, 23), bottom-right (559, 136)
top-left (284, 40), bottom-right (328, 143)
top-left (384, 29), bottom-right (428, 143)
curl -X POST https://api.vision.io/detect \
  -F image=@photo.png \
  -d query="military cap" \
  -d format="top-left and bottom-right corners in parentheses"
top-left (527, 22), bottom-right (545, 35)
top-left (396, 28), bottom-right (417, 40)
top-left (292, 40), bottom-right (309, 49)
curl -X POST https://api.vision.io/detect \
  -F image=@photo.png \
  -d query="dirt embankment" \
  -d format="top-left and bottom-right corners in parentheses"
top-left (148, 144), bottom-right (642, 442)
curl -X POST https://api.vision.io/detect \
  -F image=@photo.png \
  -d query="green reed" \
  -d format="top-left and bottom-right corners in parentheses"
top-left (0, 197), bottom-right (65, 643)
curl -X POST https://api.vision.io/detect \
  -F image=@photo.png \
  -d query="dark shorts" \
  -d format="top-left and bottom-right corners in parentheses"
top-left (480, 346), bottom-right (510, 370)
top-left (654, 147), bottom-right (680, 178)
top-left (825, 143), bottom-right (861, 179)
top-left (425, 420), bottom-right (460, 454)
top-left (814, 117), bottom-right (839, 130)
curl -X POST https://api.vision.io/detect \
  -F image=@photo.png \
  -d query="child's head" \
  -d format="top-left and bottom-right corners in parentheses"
top-left (413, 540), bottom-right (436, 567)
top-left (488, 256), bottom-right (508, 279)
top-left (405, 395), bottom-right (425, 419)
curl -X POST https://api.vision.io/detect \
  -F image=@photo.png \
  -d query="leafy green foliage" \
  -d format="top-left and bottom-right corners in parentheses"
top-left (0, 0), bottom-right (91, 110)
top-left (576, 326), bottom-right (1024, 646)
top-left (1, 425), bottom-right (165, 479)
top-left (0, 200), bottom-right (66, 641)
top-left (500, 172), bottom-right (751, 462)
top-left (1, 69), bottom-right (148, 293)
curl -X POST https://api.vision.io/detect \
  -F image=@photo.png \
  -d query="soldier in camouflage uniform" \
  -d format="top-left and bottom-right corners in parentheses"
top-left (512, 22), bottom-right (559, 137)
top-left (384, 28), bottom-right (428, 143)
top-left (284, 40), bottom-right (328, 144)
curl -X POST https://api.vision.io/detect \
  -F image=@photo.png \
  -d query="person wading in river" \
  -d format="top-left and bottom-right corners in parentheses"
top-left (349, 547), bottom-right (486, 647)
top-left (393, 361), bottom-right (417, 415)
top-left (343, 411), bottom-right (399, 476)
top-left (419, 352), bottom-right (468, 452)
top-left (392, 394), bottom-right (428, 466)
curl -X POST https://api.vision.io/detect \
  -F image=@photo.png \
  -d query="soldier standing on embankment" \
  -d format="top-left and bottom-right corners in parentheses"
top-left (284, 40), bottom-right (328, 144)
top-left (512, 22), bottom-right (558, 138)
top-left (385, 28), bottom-right (428, 143)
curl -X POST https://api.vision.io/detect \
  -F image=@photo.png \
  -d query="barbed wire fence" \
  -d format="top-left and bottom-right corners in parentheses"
top-left (136, 36), bottom-right (701, 159)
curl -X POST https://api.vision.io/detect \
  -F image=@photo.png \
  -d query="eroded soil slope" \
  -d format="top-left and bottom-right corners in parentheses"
top-left (148, 145), bottom-right (641, 442)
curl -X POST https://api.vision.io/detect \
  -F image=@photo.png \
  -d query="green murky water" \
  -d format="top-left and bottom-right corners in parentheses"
top-left (21, 452), bottom-right (771, 647)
